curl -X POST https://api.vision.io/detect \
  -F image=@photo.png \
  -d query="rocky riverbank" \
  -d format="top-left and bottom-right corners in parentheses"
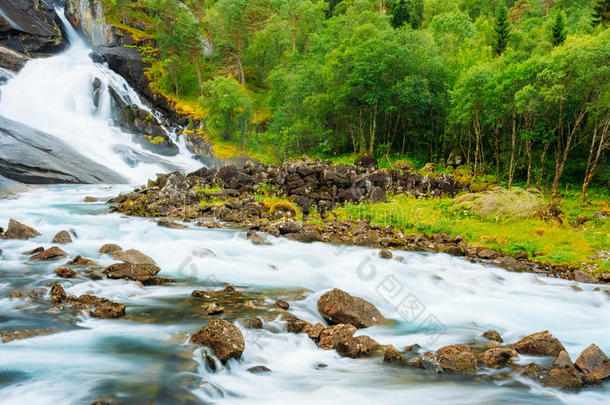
top-left (108, 159), bottom-right (608, 285)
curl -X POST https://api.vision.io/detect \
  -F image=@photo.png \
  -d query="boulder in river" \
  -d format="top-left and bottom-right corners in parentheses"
top-left (98, 243), bottom-right (122, 254)
top-left (30, 246), bottom-right (67, 260)
top-left (103, 262), bottom-right (161, 282)
top-left (540, 351), bottom-right (582, 391)
top-left (91, 301), bottom-right (126, 319)
top-left (574, 344), bottom-right (610, 383)
top-left (317, 288), bottom-right (384, 328)
top-left (0, 218), bottom-right (40, 239)
top-left (52, 230), bottom-right (72, 244)
top-left (317, 324), bottom-right (357, 350)
top-left (0, 116), bottom-right (126, 184)
top-left (435, 344), bottom-right (477, 373)
top-left (54, 266), bottom-right (77, 278)
top-left (190, 318), bottom-right (245, 364)
top-left (510, 330), bottom-right (565, 357)
top-left (482, 347), bottom-right (518, 368)
top-left (50, 283), bottom-right (66, 303)
top-left (111, 249), bottom-right (156, 265)
top-left (0, 44), bottom-right (29, 71)
top-left (336, 335), bottom-right (379, 358)
top-left (481, 329), bottom-right (503, 343)
top-left (246, 230), bottom-right (271, 245)
top-left (383, 345), bottom-right (406, 365)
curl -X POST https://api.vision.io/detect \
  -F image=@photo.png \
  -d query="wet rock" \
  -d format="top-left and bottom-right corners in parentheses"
top-left (52, 230), bottom-right (72, 244)
top-left (111, 249), bottom-right (156, 264)
top-left (336, 335), bottom-right (379, 358)
top-left (410, 355), bottom-right (443, 374)
top-left (435, 344), bottom-right (477, 373)
top-left (242, 317), bottom-right (263, 329)
top-left (103, 262), bottom-right (161, 282)
top-left (1, 328), bottom-right (57, 343)
top-left (482, 348), bottom-right (518, 368)
top-left (84, 196), bottom-right (99, 202)
top-left (317, 288), bottom-right (384, 328)
top-left (383, 345), bottom-right (406, 365)
top-left (203, 302), bottom-right (224, 315)
top-left (91, 302), bottom-right (126, 319)
top-left (190, 319), bottom-right (245, 364)
top-left (0, 44), bottom-right (28, 71)
top-left (307, 323), bottom-right (325, 342)
top-left (22, 246), bottom-right (44, 255)
top-left (30, 246), bottom-right (67, 260)
top-left (286, 319), bottom-right (312, 334)
top-left (574, 344), bottom-right (610, 383)
top-left (477, 249), bottom-right (498, 260)
top-left (157, 218), bottom-right (187, 229)
top-left (274, 299), bottom-right (289, 310)
top-left (8, 289), bottom-right (24, 300)
top-left (512, 362), bottom-right (544, 381)
top-left (541, 355), bottom-right (582, 392)
top-left (0, 219), bottom-right (40, 240)
top-left (510, 330), bottom-right (565, 357)
top-left (277, 220), bottom-right (302, 235)
top-left (67, 255), bottom-right (97, 267)
top-left (573, 270), bottom-right (597, 284)
top-left (197, 221), bottom-right (222, 229)
top-left (379, 249), bottom-right (393, 259)
top-left (317, 324), bottom-right (357, 350)
top-left (54, 266), bottom-right (77, 278)
top-left (482, 329), bottom-right (503, 343)
top-left (50, 283), bottom-right (66, 303)
top-left (247, 365), bottom-right (272, 374)
top-left (99, 243), bottom-right (122, 254)
top-left (246, 230), bottom-right (271, 245)
top-left (28, 287), bottom-right (47, 300)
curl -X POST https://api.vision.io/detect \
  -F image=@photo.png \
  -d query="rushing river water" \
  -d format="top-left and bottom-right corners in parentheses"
top-left (0, 185), bottom-right (608, 405)
top-left (0, 6), bottom-right (608, 405)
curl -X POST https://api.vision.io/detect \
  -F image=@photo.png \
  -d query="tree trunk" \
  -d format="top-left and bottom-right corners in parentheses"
top-left (552, 106), bottom-right (586, 198)
top-left (195, 58), bottom-right (203, 97)
top-left (473, 111), bottom-right (481, 176)
top-left (369, 103), bottom-right (377, 155)
top-left (494, 127), bottom-right (500, 180)
top-left (526, 138), bottom-right (533, 188)
top-left (508, 111), bottom-right (517, 188)
top-left (536, 141), bottom-right (550, 188)
top-left (580, 118), bottom-right (609, 200)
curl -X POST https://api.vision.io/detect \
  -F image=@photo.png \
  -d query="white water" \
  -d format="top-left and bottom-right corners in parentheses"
top-left (0, 186), bottom-right (608, 404)
top-left (0, 10), bottom-right (200, 184)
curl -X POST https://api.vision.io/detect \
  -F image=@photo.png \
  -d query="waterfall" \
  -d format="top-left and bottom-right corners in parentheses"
top-left (0, 8), bottom-right (200, 184)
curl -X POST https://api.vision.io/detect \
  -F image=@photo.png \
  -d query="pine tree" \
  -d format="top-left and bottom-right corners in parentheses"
top-left (493, 2), bottom-right (510, 56)
top-left (391, 0), bottom-right (409, 28)
top-left (551, 12), bottom-right (567, 46)
top-left (593, 0), bottom-right (610, 26)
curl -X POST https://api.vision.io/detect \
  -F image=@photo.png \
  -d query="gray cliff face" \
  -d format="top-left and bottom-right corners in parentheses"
top-left (0, 115), bottom-right (127, 184)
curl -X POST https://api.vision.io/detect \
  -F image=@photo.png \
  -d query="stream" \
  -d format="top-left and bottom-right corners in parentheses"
top-left (0, 7), bottom-right (608, 405)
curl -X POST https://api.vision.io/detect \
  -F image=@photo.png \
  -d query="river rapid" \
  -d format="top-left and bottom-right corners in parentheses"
top-left (0, 7), bottom-right (608, 405)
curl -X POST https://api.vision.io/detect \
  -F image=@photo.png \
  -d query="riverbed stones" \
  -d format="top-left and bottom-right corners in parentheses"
top-left (190, 319), bottom-right (245, 363)
top-left (541, 352), bottom-right (582, 391)
top-left (482, 348), bottom-right (518, 368)
top-left (157, 218), bottom-right (187, 229)
top-left (54, 266), bottom-right (77, 278)
top-left (317, 324), bottom-right (357, 350)
top-left (481, 329), bottom-right (503, 343)
top-left (1, 219), bottom-right (40, 239)
top-left (112, 249), bottom-right (156, 264)
top-left (99, 243), bottom-right (122, 254)
top-left (103, 262), bottom-right (161, 282)
top-left (30, 246), bottom-right (67, 260)
top-left (91, 302), bottom-right (126, 319)
top-left (22, 246), bottom-right (43, 255)
top-left (203, 302), bottom-right (224, 315)
top-left (28, 287), bottom-right (47, 299)
top-left (246, 230), bottom-right (271, 245)
top-left (336, 335), bottom-right (379, 358)
top-left (435, 344), bottom-right (477, 373)
top-left (52, 230), bottom-right (72, 244)
top-left (286, 319), bottom-right (312, 334)
top-left (8, 289), bottom-right (24, 300)
top-left (510, 330), bottom-right (565, 357)
top-left (307, 323), bottom-right (325, 342)
top-left (317, 288), bottom-right (384, 328)
top-left (379, 249), bottom-right (393, 259)
top-left (383, 345), bottom-right (406, 365)
top-left (574, 344), bottom-right (610, 383)
top-left (242, 317), bottom-right (263, 329)
top-left (50, 283), bottom-right (66, 303)
top-left (274, 299), bottom-right (289, 310)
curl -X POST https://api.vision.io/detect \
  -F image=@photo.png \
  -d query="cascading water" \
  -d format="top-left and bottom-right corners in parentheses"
top-left (0, 9), bottom-right (200, 184)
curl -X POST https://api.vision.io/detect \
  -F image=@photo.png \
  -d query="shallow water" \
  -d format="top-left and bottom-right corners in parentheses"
top-left (0, 185), bottom-right (608, 405)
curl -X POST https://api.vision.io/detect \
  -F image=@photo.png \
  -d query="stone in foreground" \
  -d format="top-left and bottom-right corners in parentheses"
top-left (1, 219), bottom-right (40, 240)
top-left (317, 288), bottom-right (384, 328)
top-left (510, 330), bottom-right (565, 357)
top-left (574, 344), bottom-right (610, 383)
top-left (190, 318), bottom-right (245, 364)
top-left (317, 324), bottom-right (357, 350)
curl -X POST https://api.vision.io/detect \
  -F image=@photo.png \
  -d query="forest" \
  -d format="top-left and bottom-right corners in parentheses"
top-left (103, 0), bottom-right (610, 199)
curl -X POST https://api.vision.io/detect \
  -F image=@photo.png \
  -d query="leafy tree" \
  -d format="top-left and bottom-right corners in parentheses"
top-left (391, 0), bottom-right (410, 28)
top-left (493, 2), bottom-right (510, 56)
top-left (551, 12), bottom-right (567, 47)
top-left (593, 0), bottom-right (610, 26)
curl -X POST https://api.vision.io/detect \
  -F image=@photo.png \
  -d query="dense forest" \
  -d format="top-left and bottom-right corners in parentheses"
top-left (104, 0), bottom-right (610, 198)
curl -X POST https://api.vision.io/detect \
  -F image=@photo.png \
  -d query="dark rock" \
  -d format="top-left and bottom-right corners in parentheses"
top-left (478, 249), bottom-right (498, 260)
top-left (354, 155), bottom-right (377, 170)
top-left (30, 246), bottom-right (67, 260)
top-left (52, 230), bottom-right (72, 244)
top-left (410, 355), bottom-right (443, 374)
top-left (50, 283), bottom-right (66, 303)
top-left (1, 218), bottom-right (40, 239)
top-left (54, 266), bottom-right (77, 278)
top-left (482, 348), bottom-right (518, 368)
top-left (317, 288), bottom-right (384, 328)
top-left (0, 116), bottom-right (126, 184)
top-left (379, 249), bottom-right (393, 259)
top-left (103, 262), bottom-right (161, 282)
top-left (286, 319), bottom-right (312, 334)
top-left (0, 44), bottom-right (29, 71)
top-left (22, 246), bottom-right (43, 255)
top-left (157, 218), bottom-right (187, 229)
top-left (28, 287), bottom-right (47, 300)
top-left (482, 329), bottom-right (503, 343)
top-left (574, 344), bottom-right (610, 382)
top-left (91, 302), bottom-right (126, 319)
top-left (573, 271), bottom-right (597, 284)
top-left (98, 243), bottom-right (122, 254)
top-left (277, 220), bottom-right (302, 235)
top-left (383, 345), bottom-right (406, 365)
top-left (190, 318), bottom-right (245, 364)
top-left (246, 230), bottom-right (271, 245)
top-left (317, 324), bottom-right (357, 350)
top-left (307, 323), bottom-right (325, 342)
top-left (336, 335), bottom-right (379, 358)
top-left (242, 317), bottom-right (263, 329)
top-left (435, 344), bottom-right (477, 373)
top-left (247, 365), bottom-right (272, 374)
top-left (511, 330), bottom-right (565, 357)
top-left (274, 299), bottom-right (289, 310)
top-left (541, 367), bottom-right (582, 392)
top-left (203, 302), bottom-right (224, 315)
